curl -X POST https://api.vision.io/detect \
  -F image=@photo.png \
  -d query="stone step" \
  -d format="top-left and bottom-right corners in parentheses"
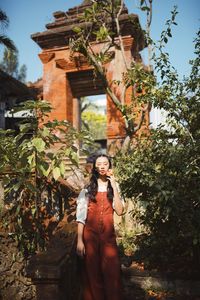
top-left (62, 155), bottom-right (86, 171)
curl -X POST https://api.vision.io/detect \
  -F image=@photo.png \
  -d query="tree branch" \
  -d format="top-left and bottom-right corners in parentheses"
top-left (134, 103), bottom-right (150, 132)
top-left (115, 0), bottom-right (129, 70)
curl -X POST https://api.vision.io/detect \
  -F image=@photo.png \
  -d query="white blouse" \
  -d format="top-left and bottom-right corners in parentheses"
top-left (76, 184), bottom-right (124, 225)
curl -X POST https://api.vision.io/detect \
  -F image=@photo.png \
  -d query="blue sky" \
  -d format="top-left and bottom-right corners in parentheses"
top-left (0, 0), bottom-right (199, 82)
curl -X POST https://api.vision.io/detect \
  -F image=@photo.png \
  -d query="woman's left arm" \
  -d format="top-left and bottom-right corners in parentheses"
top-left (110, 176), bottom-right (124, 216)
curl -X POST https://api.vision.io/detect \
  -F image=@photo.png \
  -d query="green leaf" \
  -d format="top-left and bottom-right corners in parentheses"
top-left (19, 123), bottom-right (32, 133)
top-left (31, 207), bottom-right (37, 216)
top-left (27, 153), bottom-right (35, 168)
top-left (32, 138), bottom-right (45, 152)
top-left (38, 161), bottom-right (50, 177)
top-left (167, 31), bottom-right (172, 38)
top-left (16, 204), bottom-right (21, 215)
top-left (41, 126), bottom-right (50, 137)
top-left (73, 26), bottom-right (82, 33)
top-left (69, 151), bottom-right (78, 166)
top-left (59, 161), bottom-right (65, 176)
top-left (71, 145), bottom-right (78, 152)
top-left (46, 152), bottom-right (54, 160)
top-left (13, 182), bottom-right (22, 192)
top-left (141, 6), bottom-right (150, 11)
top-left (164, 37), bottom-right (168, 43)
top-left (52, 167), bottom-right (61, 180)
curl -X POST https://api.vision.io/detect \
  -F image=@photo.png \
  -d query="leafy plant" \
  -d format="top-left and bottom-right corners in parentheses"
top-left (0, 99), bottom-right (91, 256)
top-left (82, 111), bottom-right (107, 140)
top-left (0, 48), bottom-right (27, 82)
top-left (0, 9), bottom-right (16, 51)
top-left (114, 30), bottom-right (200, 278)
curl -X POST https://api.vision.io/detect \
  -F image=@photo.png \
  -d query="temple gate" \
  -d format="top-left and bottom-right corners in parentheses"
top-left (31, 0), bottom-right (146, 151)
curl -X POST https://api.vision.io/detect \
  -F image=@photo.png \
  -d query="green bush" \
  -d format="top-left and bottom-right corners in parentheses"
top-left (0, 100), bottom-right (91, 256)
top-left (114, 30), bottom-right (200, 278)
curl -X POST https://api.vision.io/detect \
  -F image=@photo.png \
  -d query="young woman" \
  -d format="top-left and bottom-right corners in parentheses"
top-left (76, 154), bottom-right (124, 300)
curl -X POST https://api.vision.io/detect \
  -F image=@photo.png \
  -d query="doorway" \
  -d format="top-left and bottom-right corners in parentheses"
top-left (81, 94), bottom-right (107, 153)
top-left (67, 70), bottom-right (107, 153)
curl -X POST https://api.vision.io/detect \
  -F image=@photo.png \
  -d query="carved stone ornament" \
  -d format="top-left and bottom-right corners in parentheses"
top-left (39, 52), bottom-right (55, 64)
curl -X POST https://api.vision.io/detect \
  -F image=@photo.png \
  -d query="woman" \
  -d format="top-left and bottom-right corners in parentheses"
top-left (76, 154), bottom-right (124, 300)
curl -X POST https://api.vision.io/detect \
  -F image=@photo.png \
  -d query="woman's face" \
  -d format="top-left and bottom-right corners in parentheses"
top-left (95, 156), bottom-right (110, 176)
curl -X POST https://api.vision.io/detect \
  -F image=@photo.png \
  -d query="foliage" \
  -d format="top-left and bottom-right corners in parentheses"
top-left (0, 100), bottom-right (91, 256)
top-left (114, 30), bottom-right (200, 278)
top-left (82, 111), bottom-right (107, 140)
top-left (117, 229), bottom-right (138, 256)
top-left (81, 96), bottom-right (106, 139)
top-left (0, 9), bottom-right (16, 51)
top-left (0, 48), bottom-right (27, 82)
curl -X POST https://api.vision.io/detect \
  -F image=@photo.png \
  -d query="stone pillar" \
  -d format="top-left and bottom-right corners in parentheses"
top-left (39, 50), bottom-right (74, 124)
top-left (73, 97), bottom-right (82, 151)
top-left (73, 97), bottom-right (81, 131)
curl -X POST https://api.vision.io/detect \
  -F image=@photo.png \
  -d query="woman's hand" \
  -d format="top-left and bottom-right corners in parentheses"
top-left (106, 169), bottom-right (117, 190)
top-left (77, 240), bottom-right (85, 258)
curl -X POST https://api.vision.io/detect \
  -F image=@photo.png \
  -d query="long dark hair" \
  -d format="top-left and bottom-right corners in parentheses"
top-left (86, 154), bottom-right (114, 202)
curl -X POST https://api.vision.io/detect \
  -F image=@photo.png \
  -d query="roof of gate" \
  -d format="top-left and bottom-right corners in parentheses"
top-left (31, 0), bottom-right (146, 51)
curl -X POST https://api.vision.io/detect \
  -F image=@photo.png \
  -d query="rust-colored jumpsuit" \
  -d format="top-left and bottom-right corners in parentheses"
top-left (82, 191), bottom-right (122, 300)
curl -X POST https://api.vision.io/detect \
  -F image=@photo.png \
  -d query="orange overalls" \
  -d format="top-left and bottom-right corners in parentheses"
top-left (82, 191), bottom-right (123, 300)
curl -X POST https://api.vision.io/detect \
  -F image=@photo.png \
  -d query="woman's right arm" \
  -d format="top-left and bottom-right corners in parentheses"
top-left (77, 222), bottom-right (85, 257)
top-left (76, 189), bottom-right (88, 257)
